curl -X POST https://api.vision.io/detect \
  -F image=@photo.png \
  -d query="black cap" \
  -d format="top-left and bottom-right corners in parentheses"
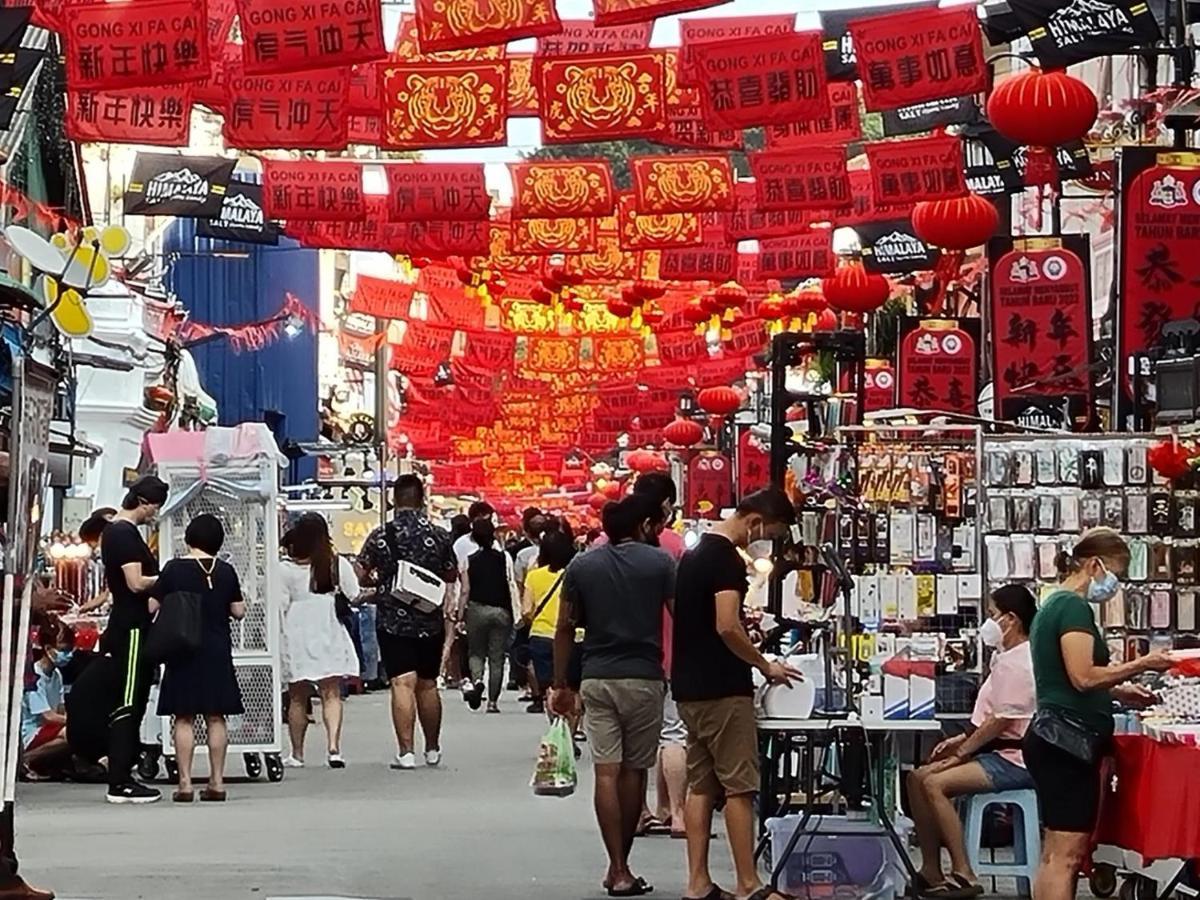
top-left (124, 475), bottom-right (169, 508)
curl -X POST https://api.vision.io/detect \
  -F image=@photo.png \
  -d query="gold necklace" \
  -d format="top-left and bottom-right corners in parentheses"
top-left (195, 557), bottom-right (216, 590)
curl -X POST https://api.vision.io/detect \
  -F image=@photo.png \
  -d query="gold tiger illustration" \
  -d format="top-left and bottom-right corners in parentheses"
top-left (527, 217), bottom-right (582, 246)
top-left (635, 212), bottom-right (691, 242)
top-left (440, 0), bottom-right (522, 35)
top-left (528, 165), bottom-right (591, 215)
top-left (404, 72), bottom-right (478, 136)
top-left (652, 160), bottom-right (721, 207)
top-left (562, 62), bottom-right (638, 127)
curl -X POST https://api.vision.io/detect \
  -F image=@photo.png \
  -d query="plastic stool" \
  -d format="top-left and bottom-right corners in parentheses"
top-left (963, 789), bottom-right (1041, 898)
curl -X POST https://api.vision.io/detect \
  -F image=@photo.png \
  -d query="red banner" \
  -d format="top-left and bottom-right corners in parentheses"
top-left (380, 60), bottom-right (508, 149)
top-left (347, 113), bottom-right (381, 144)
top-left (64, 0), bottom-right (208, 90)
top-left (726, 182), bottom-right (813, 240)
top-left (864, 358), bottom-right (896, 412)
top-left (618, 194), bottom-right (704, 250)
top-left (592, 0), bottom-right (725, 27)
top-left (262, 159), bottom-right (364, 221)
top-left (764, 81), bottom-right (861, 148)
top-left (538, 50), bottom-right (667, 144)
top-left (507, 54), bottom-right (538, 116)
top-left (390, 11), bottom-right (506, 62)
top-left (736, 429), bottom-right (770, 494)
top-left (865, 134), bottom-right (966, 205)
top-left (536, 17), bottom-right (652, 56)
top-left (564, 232), bottom-right (643, 282)
top-left (291, 198), bottom-right (489, 255)
top-left (750, 147), bottom-right (851, 212)
top-left (692, 30), bottom-right (828, 132)
top-left (67, 84), bottom-right (193, 146)
top-left (631, 154), bottom-right (736, 214)
top-left (194, 40), bottom-right (240, 109)
top-left (223, 67), bottom-right (349, 150)
top-left (678, 14), bottom-right (795, 85)
top-left (511, 217), bottom-right (598, 254)
top-left (898, 320), bottom-right (976, 414)
top-left (349, 274), bottom-right (415, 319)
top-left (235, 0), bottom-right (385, 74)
top-left (849, 6), bottom-right (986, 113)
top-left (462, 329), bottom-right (516, 370)
top-left (659, 238), bottom-right (738, 282)
top-left (757, 230), bottom-right (836, 280)
top-left (414, 0), bottom-right (560, 53)
top-left (207, 0), bottom-right (236, 51)
top-left (384, 163), bottom-right (489, 221)
top-left (347, 62), bottom-right (382, 115)
top-left (686, 450), bottom-right (733, 519)
top-left (510, 161), bottom-right (615, 219)
top-left (661, 86), bottom-right (743, 151)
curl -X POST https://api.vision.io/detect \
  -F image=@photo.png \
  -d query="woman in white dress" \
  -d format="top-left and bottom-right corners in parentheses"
top-left (280, 513), bottom-right (359, 769)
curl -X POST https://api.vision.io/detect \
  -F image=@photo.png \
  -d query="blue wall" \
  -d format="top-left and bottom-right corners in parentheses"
top-left (164, 220), bottom-right (319, 480)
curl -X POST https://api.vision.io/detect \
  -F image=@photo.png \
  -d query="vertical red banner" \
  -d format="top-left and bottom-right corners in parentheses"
top-left (686, 450), bottom-right (733, 520)
top-left (864, 358), bottom-right (896, 412)
top-left (898, 319), bottom-right (977, 414)
top-left (736, 429), bottom-right (770, 495)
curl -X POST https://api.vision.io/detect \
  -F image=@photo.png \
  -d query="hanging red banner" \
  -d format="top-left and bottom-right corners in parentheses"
top-left (348, 274), bottom-right (415, 319)
top-left (484, 225), bottom-right (547, 276)
top-left (686, 451), bottom-right (733, 519)
top-left (693, 354), bottom-right (754, 388)
top-left (536, 17), bottom-right (652, 56)
top-left (507, 54), bottom-right (538, 116)
top-left (618, 194), bottom-right (704, 250)
top-left (864, 358), bottom-right (896, 412)
top-left (593, 335), bottom-right (644, 372)
top-left (224, 67), bottom-right (349, 150)
top-left (419, 267), bottom-right (486, 328)
top-left (654, 328), bottom-right (706, 365)
top-left (659, 238), bottom-right (738, 282)
top-left (397, 318), bottom-right (456, 364)
top-left (384, 163), bottom-right (490, 222)
top-left (64, 0), bottom-right (209, 91)
top-left (291, 198), bottom-right (489, 255)
top-left (511, 217), bottom-right (598, 255)
top-left (262, 159), bottom-right (364, 222)
top-left (414, 0), bottom-right (560, 53)
top-left (678, 14), bottom-right (796, 85)
top-left (898, 319), bottom-right (976, 414)
top-left (692, 31), bottom-right (828, 132)
top-left (564, 232), bottom-right (643, 282)
top-left (538, 50), bottom-right (667, 144)
top-left (462, 329), bottom-right (517, 371)
top-left (631, 154), bottom-right (737, 214)
top-left (380, 60), bottom-right (508, 149)
top-left (990, 237), bottom-right (1092, 416)
top-left (592, 0), bottom-right (725, 27)
top-left (347, 113), bottom-right (381, 144)
top-left (750, 147), bottom-right (851, 212)
top-left (193, 40), bottom-right (239, 110)
top-left (207, 0), bottom-right (236, 51)
top-left (839, 168), bottom-right (912, 227)
top-left (865, 134), bottom-right (966, 205)
top-left (234, 0), bottom-right (385, 75)
top-left (849, 6), bottom-right (986, 113)
top-left (524, 336), bottom-right (580, 373)
top-left (66, 84), bottom-right (193, 146)
top-left (757, 230), bottom-right (836, 280)
top-left (347, 62), bottom-right (382, 115)
top-left (661, 86), bottom-right (743, 152)
top-left (510, 161), bottom-right (615, 219)
top-left (764, 81), bottom-right (861, 148)
top-left (726, 183), bottom-right (813, 241)
top-left (391, 11), bottom-right (506, 62)
top-left (736, 429), bottom-right (770, 494)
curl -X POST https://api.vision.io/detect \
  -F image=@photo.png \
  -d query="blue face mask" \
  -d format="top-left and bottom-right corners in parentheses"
top-left (50, 649), bottom-right (74, 669)
top-left (1086, 565), bottom-right (1121, 602)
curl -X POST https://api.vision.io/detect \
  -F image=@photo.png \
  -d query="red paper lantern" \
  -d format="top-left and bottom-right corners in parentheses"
top-left (911, 194), bottom-right (999, 250)
top-left (759, 295), bottom-right (787, 321)
top-left (627, 449), bottom-right (668, 473)
top-left (410, 256), bottom-right (432, 269)
top-left (607, 297), bottom-right (634, 318)
top-left (786, 284), bottom-right (827, 317)
top-left (700, 291), bottom-right (724, 316)
top-left (697, 385), bottom-right (742, 416)
top-left (641, 305), bottom-right (666, 328)
top-left (813, 308), bottom-right (839, 331)
top-left (714, 281), bottom-right (749, 311)
top-left (986, 68), bottom-right (1098, 149)
top-left (633, 278), bottom-right (666, 301)
top-left (682, 298), bottom-right (709, 324)
top-left (663, 417), bottom-right (704, 447)
top-left (822, 263), bottom-right (890, 314)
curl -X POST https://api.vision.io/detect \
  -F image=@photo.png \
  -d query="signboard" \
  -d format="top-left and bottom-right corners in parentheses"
top-left (685, 450), bottom-right (733, 519)
top-left (857, 219), bottom-right (939, 273)
top-left (897, 317), bottom-right (978, 414)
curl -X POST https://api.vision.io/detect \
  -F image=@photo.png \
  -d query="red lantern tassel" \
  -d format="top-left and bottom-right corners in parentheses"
top-left (1025, 146), bottom-right (1058, 188)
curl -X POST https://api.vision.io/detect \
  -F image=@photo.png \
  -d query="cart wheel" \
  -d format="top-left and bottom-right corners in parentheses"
top-left (163, 756), bottom-right (179, 785)
top-left (265, 754), bottom-right (284, 783)
top-left (1090, 865), bottom-right (1118, 899)
top-left (243, 753), bottom-right (263, 780)
top-left (136, 751), bottom-right (160, 783)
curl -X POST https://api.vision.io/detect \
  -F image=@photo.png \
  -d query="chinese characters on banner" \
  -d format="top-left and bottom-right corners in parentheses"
top-left (414, 0), bottom-right (560, 53)
top-left (384, 163), bottom-right (490, 221)
top-left (224, 67), bottom-right (350, 150)
top-left (686, 450), bottom-right (733, 519)
top-left (234, 0), bottom-right (385, 74)
top-left (764, 81), bottom-right (861, 147)
top-left (757, 230), bottom-right (836, 279)
top-left (290, 198), bottom-right (490, 255)
top-left (736, 429), bottom-right (770, 494)
top-left (631, 155), bottom-right (736, 214)
top-left (65, 0), bottom-right (209, 90)
top-left (538, 50), bottom-right (667, 143)
top-left (591, 0), bottom-right (727, 28)
top-left (661, 87), bottom-right (743, 151)
top-left (750, 147), bottom-right (851, 211)
top-left (349, 274), bottom-right (416, 319)
top-left (692, 30), bottom-right (829, 131)
top-left (897, 318), bottom-right (977, 414)
top-left (618, 194), bottom-right (705, 249)
top-left (726, 183), bottom-right (813, 240)
top-left (510, 161), bottom-right (615, 218)
top-left (564, 231), bottom-right (643, 282)
top-left (865, 134), bottom-right (967, 204)
top-left (863, 358), bottom-right (896, 412)
top-left (380, 61), bottom-right (508, 149)
top-left (262, 159), bottom-right (364, 221)
top-left (677, 14), bottom-right (796, 84)
top-left (818, 2), bottom-right (937, 81)
top-left (347, 63), bottom-right (382, 115)
top-left (658, 238), bottom-right (738, 281)
top-left (536, 18), bottom-right (652, 56)
top-left (848, 6), bottom-right (986, 111)
top-left (67, 84), bottom-right (194, 146)
top-left (988, 236), bottom-right (1092, 419)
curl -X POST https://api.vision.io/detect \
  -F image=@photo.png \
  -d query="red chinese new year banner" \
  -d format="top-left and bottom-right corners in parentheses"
top-left (864, 358), bottom-right (896, 412)
top-left (659, 238), bottom-right (738, 281)
top-left (678, 14), bottom-right (796, 85)
top-left (193, 40), bottom-right (240, 109)
top-left (750, 147), bottom-right (851, 211)
top-left (510, 161), bottom-right (615, 219)
top-left (414, 0), bottom-right (560, 53)
top-left (380, 61), bottom-right (508, 149)
top-left (631, 154), bottom-right (736, 214)
top-left (839, 168), bottom-right (912, 226)
top-left (391, 11), bottom-right (506, 62)
top-left (396, 318), bottom-right (456, 364)
top-left (849, 6), bottom-right (986, 112)
top-left (207, 0), bottom-right (236, 51)
top-left (661, 86), bottom-right (743, 152)
top-left (234, 0), bottom-right (385, 75)
top-left (898, 319), bottom-right (977, 414)
top-left (592, 0), bottom-right (726, 27)
top-left (348, 62), bottom-right (382, 115)
top-left (618, 194), bottom-right (704, 250)
top-left (764, 81), bottom-right (861, 148)
top-left (524, 336), bottom-right (580, 373)
top-left (539, 50), bottom-right (667, 144)
top-left (462, 329), bottom-right (516, 370)
top-left (536, 17), bottom-right (652, 56)
top-left (736, 428), bottom-right (770, 494)
top-left (262, 159), bottom-right (364, 222)
top-left (726, 183), bottom-right (814, 241)
top-left (349, 274), bottom-right (415, 319)
top-left (291, 198), bottom-right (490, 255)
top-left (67, 84), bottom-right (193, 146)
top-left (593, 335), bottom-right (644, 372)
top-left (507, 54), bottom-right (538, 116)
top-left (693, 354), bottom-right (756, 388)
top-left (511, 217), bottom-right (598, 255)
top-left (483, 225), bottom-right (547, 276)
top-left (865, 134), bottom-right (967, 205)
top-left (223, 67), bottom-right (350, 150)
top-left (384, 163), bottom-right (490, 221)
top-left (64, 0), bottom-right (209, 91)
top-left (655, 328), bottom-right (706, 365)
top-left (692, 30), bottom-right (828, 132)
top-left (757, 230), bottom-right (836, 279)
top-left (564, 232), bottom-right (643, 282)
top-left (686, 450), bottom-right (733, 519)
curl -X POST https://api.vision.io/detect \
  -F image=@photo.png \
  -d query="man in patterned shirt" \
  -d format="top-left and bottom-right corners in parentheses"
top-left (358, 475), bottom-right (457, 770)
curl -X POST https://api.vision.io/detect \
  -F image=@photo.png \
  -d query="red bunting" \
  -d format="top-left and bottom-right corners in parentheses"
top-left (655, 327), bottom-right (706, 365)
top-left (234, 0), bottom-right (385, 75)
top-left (693, 354), bottom-right (755, 388)
top-left (631, 154), bottom-right (737, 214)
top-left (750, 147), bottom-right (851, 212)
top-left (262, 159), bottom-right (364, 222)
top-left (347, 63), bottom-right (382, 115)
top-left (618, 193), bottom-right (705, 250)
top-left (864, 134), bottom-right (967, 204)
top-left (849, 6), bottom-right (986, 113)
top-left (348, 113), bottom-right (381, 144)
top-left (384, 163), bottom-right (490, 222)
top-left (507, 54), bottom-right (538, 116)
top-left (661, 86), bottom-right (743, 151)
top-left (591, 0), bottom-right (726, 27)
top-left (290, 197), bottom-right (490, 255)
top-left (659, 238), bottom-right (738, 282)
top-left (390, 11), bottom-right (506, 62)
top-left (64, 0), bottom-right (209, 91)
top-left (538, 50), bottom-right (667, 144)
top-left (380, 61), bottom-right (508, 149)
top-left (536, 18), bottom-right (652, 56)
top-left (678, 14), bottom-right (795, 85)
top-left (349, 274), bottom-right (415, 319)
top-left (564, 231), bottom-right (643, 282)
top-left (206, 0), bottom-right (236, 51)
top-left (510, 217), bottom-right (598, 255)
top-left (67, 84), bottom-right (193, 146)
top-left (510, 161), bottom-right (615, 219)
top-left (223, 66), bottom-right (350, 150)
top-left (757, 231), bottom-right (836, 280)
top-left (764, 82), bottom-right (861, 148)
top-left (692, 31), bottom-right (828, 132)
top-left (414, 0), bottom-right (560, 53)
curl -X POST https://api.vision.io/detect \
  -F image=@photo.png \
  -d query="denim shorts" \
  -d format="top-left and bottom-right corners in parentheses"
top-left (976, 751), bottom-right (1035, 791)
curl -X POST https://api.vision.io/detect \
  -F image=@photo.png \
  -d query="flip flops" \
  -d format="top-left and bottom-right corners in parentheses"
top-left (607, 878), bottom-right (653, 897)
top-left (682, 885), bottom-right (734, 900)
top-left (636, 815), bottom-right (672, 837)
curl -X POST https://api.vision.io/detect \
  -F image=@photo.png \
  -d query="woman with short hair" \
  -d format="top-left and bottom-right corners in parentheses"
top-left (461, 517), bottom-right (519, 713)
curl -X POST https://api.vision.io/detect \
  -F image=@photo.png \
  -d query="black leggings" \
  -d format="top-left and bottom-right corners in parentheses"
top-left (105, 626), bottom-right (154, 787)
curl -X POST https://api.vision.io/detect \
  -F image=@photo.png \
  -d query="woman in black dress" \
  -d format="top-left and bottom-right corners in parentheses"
top-left (151, 514), bottom-right (246, 802)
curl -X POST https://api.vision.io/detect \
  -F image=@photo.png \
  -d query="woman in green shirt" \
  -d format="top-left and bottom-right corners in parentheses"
top-left (1025, 527), bottom-right (1174, 900)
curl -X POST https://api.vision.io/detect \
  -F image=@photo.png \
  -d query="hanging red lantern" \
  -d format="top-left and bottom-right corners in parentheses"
top-left (682, 298), bottom-right (709, 327)
top-left (410, 256), bottom-right (432, 269)
top-left (531, 285), bottom-right (553, 305)
top-left (987, 68), bottom-right (1098, 149)
top-left (813, 308), bottom-right (839, 331)
top-left (562, 270), bottom-right (585, 287)
top-left (621, 284), bottom-right (638, 305)
top-left (562, 293), bottom-right (585, 313)
top-left (911, 194), bottom-right (999, 251)
top-left (663, 417), bottom-right (704, 447)
top-left (786, 283), bottom-right (827, 317)
top-left (714, 281), bottom-right (749, 312)
top-left (607, 297), bottom-right (635, 318)
top-left (822, 263), bottom-right (890, 314)
top-left (641, 305), bottom-right (666, 328)
top-left (456, 265), bottom-right (475, 286)
top-left (627, 449), bottom-right (668, 473)
top-left (697, 385), bottom-right (742, 416)
top-left (633, 278), bottom-right (667, 301)
top-left (700, 291), bottom-right (724, 316)
top-left (489, 276), bottom-right (507, 298)
top-left (759, 294), bottom-right (787, 321)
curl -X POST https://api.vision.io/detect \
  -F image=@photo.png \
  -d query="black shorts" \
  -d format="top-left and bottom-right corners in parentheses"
top-left (528, 636), bottom-right (582, 689)
top-left (378, 631), bottom-right (443, 681)
top-left (1023, 728), bottom-right (1107, 833)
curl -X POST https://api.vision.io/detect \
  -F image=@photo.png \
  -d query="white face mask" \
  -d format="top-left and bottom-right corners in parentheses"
top-left (979, 616), bottom-right (1004, 648)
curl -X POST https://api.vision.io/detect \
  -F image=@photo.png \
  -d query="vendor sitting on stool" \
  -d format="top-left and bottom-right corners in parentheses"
top-left (20, 621), bottom-right (75, 781)
top-left (908, 585), bottom-right (1038, 899)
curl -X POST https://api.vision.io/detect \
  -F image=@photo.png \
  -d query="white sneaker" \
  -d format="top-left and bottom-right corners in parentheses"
top-left (328, 752), bottom-right (346, 769)
top-left (424, 749), bottom-right (442, 767)
top-left (391, 752), bottom-right (416, 770)
top-left (282, 755), bottom-right (305, 768)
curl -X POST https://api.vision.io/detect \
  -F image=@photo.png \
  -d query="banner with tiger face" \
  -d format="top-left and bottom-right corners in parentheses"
top-left (380, 60), bottom-right (508, 149)
top-left (539, 50), bottom-right (667, 143)
top-left (510, 160), bottom-right (615, 219)
top-left (631, 154), bottom-right (737, 214)
top-left (414, 0), bottom-right (561, 53)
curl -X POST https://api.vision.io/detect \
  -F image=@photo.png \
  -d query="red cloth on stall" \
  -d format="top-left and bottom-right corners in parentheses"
top-left (1096, 735), bottom-right (1200, 860)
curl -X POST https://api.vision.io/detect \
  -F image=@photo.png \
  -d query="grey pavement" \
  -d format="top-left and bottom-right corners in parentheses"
top-left (15, 690), bottom-right (733, 900)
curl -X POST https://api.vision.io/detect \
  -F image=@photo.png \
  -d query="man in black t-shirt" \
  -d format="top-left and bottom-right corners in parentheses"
top-left (99, 475), bottom-right (168, 804)
top-left (672, 488), bottom-right (800, 900)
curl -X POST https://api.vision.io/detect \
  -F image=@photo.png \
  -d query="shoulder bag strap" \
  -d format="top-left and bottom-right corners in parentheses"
top-left (530, 572), bottom-right (566, 622)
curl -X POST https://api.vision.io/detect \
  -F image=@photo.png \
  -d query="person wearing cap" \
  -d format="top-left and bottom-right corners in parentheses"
top-left (99, 475), bottom-right (168, 804)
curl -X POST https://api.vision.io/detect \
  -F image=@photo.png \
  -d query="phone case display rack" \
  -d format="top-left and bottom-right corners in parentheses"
top-left (980, 433), bottom-right (1198, 659)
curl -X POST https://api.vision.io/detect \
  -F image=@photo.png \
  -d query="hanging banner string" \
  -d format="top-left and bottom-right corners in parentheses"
top-left (173, 292), bottom-right (320, 353)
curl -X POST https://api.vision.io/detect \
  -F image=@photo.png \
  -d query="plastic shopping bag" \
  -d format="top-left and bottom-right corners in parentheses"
top-left (531, 717), bottom-right (576, 797)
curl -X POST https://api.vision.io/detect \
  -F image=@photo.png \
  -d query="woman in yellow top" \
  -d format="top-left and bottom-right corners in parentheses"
top-left (524, 528), bottom-right (580, 732)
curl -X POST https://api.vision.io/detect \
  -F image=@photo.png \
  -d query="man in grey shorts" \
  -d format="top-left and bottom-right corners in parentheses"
top-left (551, 493), bottom-right (675, 898)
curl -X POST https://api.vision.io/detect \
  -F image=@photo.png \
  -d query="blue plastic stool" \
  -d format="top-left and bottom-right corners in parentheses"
top-left (963, 789), bottom-right (1041, 898)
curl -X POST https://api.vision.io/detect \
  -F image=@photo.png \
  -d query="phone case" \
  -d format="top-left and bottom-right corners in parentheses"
top-left (1103, 447), bottom-right (1126, 486)
top-left (1102, 494), bottom-right (1125, 531)
top-left (1150, 492), bottom-right (1173, 535)
top-left (1035, 495), bottom-right (1059, 532)
top-left (1081, 451), bottom-right (1105, 488)
top-left (1012, 496), bottom-right (1034, 532)
top-left (1038, 540), bottom-right (1061, 579)
top-left (1127, 592), bottom-right (1148, 631)
top-left (1080, 495), bottom-right (1103, 529)
top-left (1059, 494), bottom-right (1081, 531)
top-left (1178, 590), bottom-right (1197, 631)
top-left (1014, 451), bottom-right (1035, 487)
top-left (873, 511), bottom-right (890, 563)
top-left (1152, 590), bottom-right (1174, 629)
top-left (986, 451), bottom-right (1011, 487)
top-left (1126, 492), bottom-right (1149, 534)
top-left (1175, 544), bottom-right (1198, 585)
top-left (985, 536), bottom-right (1011, 579)
top-left (1010, 535), bottom-right (1036, 580)
top-left (915, 513), bottom-right (937, 562)
top-left (1036, 449), bottom-right (1058, 485)
top-left (1151, 541), bottom-right (1172, 581)
top-left (988, 497), bottom-right (1010, 533)
top-left (1057, 448), bottom-right (1080, 485)
top-left (1175, 496), bottom-right (1198, 536)
top-left (1127, 445), bottom-right (1149, 484)
top-left (890, 512), bottom-right (915, 566)
top-left (1127, 539), bottom-right (1149, 581)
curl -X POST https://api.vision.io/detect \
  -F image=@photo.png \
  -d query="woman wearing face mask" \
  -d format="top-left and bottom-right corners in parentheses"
top-left (20, 621), bottom-right (76, 780)
top-left (907, 585), bottom-right (1039, 898)
top-left (1026, 527), bottom-right (1175, 900)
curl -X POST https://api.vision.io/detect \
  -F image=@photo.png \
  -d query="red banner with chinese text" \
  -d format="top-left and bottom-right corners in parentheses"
top-left (511, 217), bottom-right (598, 255)
top-left (67, 84), bottom-right (193, 146)
top-left (462, 329), bottom-right (516, 371)
top-left (678, 14), bottom-right (795, 84)
top-left (631, 154), bottom-right (736, 214)
top-left (736, 429), bottom-right (770, 494)
top-left (391, 11), bottom-right (506, 62)
top-left (661, 86), bottom-right (743, 151)
top-left (348, 62), bottom-right (382, 115)
top-left (414, 0), bottom-right (560, 53)
top-left (764, 81), bottom-right (860, 148)
top-left (658, 238), bottom-right (738, 282)
top-left (384, 163), bottom-right (490, 221)
top-left (618, 193), bottom-right (704, 250)
top-left (539, 50), bottom-right (667, 144)
top-left (234, 0), bottom-right (385, 75)
top-left (750, 147), bottom-right (851, 212)
top-left (349, 274), bottom-right (415, 319)
top-left (64, 0), bottom-right (209, 90)
top-left (510, 160), bottom-right (615, 219)
top-left (898, 320), bottom-right (976, 413)
top-left (693, 353), bottom-right (756, 387)
top-left (290, 198), bottom-right (489, 255)
top-left (865, 134), bottom-right (967, 205)
top-left (482, 224), bottom-right (547, 276)
top-left (864, 358), bottom-right (897, 412)
top-left (262, 159), bottom-right (364, 222)
top-left (536, 17), bottom-right (652, 56)
top-left (686, 451), bottom-right (733, 519)
top-left (757, 230), bottom-right (836, 279)
top-left (592, 0), bottom-right (725, 27)
top-left (224, 66), bottom-right (350, 150)
top-left (726, 182), bottom-right (815, 241)
top-left (193, 40), bottom-right (240, 109)
top-left (380, 60), bottom-right (508, 149)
